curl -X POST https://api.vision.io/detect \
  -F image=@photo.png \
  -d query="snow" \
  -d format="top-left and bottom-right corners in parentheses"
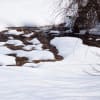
top-left (0, 36), bottom-right (100, 100)
top-left (33, 44), bottom-right (43, 50)
top-left (23, 63), bottom-right (39, 67)
top-left (6, 40), bottom-right (24, 46)
top-left (96, 38), bottom-right (100, 41)
top-left (0, 46), bottom-right (13, 55)
top-left (29, 38), bottom-right (41, 45)
top-left (5, 30), bottom-right (24, 35)
top-left (51, 37), bottom-right (82, 57)
top-left (51, 37), bottom-right (100, 64)
top-left (0, 0), bottom-right (100, 99)
top-left (8, 36), bottom-right (14, 40)
top-left (0, 0), bottom-right (71, 29)
top-left (22, 32), bottom-right (34, 38)
top-left (22, 45), bottom-right (35, 51)
top-left (15, 50), bottom-right (55, 61)
top-left (27, 38), bottom-right (43, 50)
top-left (50, 30), bottom-right (60, 34)
top-left (0, 42), bottom-right (6, 46)
top-left (0, 54), bottom-right (15, 65)
top-left (0, 64), bottom-right (100, 100)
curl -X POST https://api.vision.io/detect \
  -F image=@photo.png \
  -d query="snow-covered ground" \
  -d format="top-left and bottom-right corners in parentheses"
top-left (0, 0), bottom-right (100, 99)
top-left (0, 36), bottom-right (100, 100)
top-left (0, 65), bottom-right (100, 100)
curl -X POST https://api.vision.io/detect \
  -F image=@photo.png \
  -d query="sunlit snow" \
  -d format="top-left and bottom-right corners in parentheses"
top-left (0, 0), bottom-right (100, 100)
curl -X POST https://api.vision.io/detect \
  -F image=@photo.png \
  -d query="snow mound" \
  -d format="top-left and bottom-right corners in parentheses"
top-left (51, 37), bottom-right (100, 64)
top-left (51, 37), bottom-right (82, 57)
top-left (0, 54), bottom-right (15, 65)
top-left (16, 50), bottom-right (54, 61)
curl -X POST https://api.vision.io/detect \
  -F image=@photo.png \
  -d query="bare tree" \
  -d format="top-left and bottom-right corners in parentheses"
top-left (57, 0), bottom-right (100, 30)
top-left (74, 0), bottom-right (100, 30)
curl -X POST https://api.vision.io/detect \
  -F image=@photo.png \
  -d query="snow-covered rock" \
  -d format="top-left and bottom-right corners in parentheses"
top-left (15, 50), bottom-right (55, 61)
top-left (6, 40), bottom-right (24, 46)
